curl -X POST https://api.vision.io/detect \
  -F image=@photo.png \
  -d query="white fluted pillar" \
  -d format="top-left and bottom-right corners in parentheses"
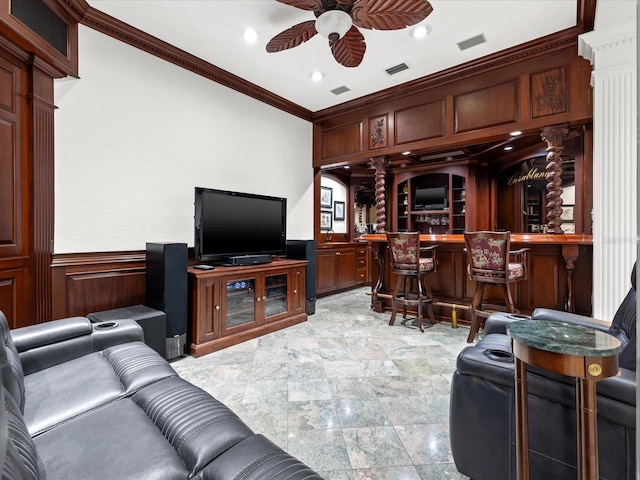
top-left (578, 11), bottom-right (637, 320)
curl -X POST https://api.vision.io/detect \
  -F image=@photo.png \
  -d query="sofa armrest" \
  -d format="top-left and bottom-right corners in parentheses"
top-left (484, 312), bottom-right (531, 335)
top-left (12, 317), bottom-right (144, 375)
top-left (532, 308), bottom-right (611, 332)
top-left (11, 316), bottom-right (92, 352)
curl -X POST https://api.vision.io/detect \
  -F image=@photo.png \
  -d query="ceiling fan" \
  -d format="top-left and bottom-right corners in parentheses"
top-left (266, 0), bottom-right (434, 68)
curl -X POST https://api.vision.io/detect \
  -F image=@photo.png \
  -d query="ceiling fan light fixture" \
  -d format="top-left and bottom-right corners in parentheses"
top-left (315, 10), bottom-right (352, 41)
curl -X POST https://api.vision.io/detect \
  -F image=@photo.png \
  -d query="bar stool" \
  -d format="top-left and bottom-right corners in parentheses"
top-left (386, 232), bottom-right (438, 332)
top-left (464, 231), bottom-right (529, 342)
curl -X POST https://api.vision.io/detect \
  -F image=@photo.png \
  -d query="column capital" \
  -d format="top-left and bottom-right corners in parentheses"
top-left (578, 22), bottom-right (636, 69)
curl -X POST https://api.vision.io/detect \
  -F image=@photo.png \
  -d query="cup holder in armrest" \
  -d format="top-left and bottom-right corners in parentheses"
top-left (507, 314), bottom-right (530, 320)
top-left (485, 349), bottom-right (514, 362)
top-left (94, 321), bottom-right (119, 330)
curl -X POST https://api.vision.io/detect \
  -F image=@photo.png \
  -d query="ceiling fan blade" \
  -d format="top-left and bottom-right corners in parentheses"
top-left (330, 26), bottom-right (366, 68)
top-left (266, 21), bottom-right (318, 53)
top-left (276, 0), bottom-right (323, 11)
top-left (351, 0), bottom-right (433, 30)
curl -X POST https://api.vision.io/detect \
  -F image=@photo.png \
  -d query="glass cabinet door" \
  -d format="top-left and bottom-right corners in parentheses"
top-left (264, 273), bottom-right (288, 320)
top-left (225, 278), bottom-right (256, 328)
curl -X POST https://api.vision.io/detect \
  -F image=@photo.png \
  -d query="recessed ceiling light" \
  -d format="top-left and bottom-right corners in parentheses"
top-left (510, 130), bottom-right (522, 136)
top-left (344, 166), bottom-right (350, 169)
top-left (410, 24), bottom-right (431, 39)
top-left (504, 146), bottom-right (514, 151)
top-left (402, 151), bottom-right (412, 155)
top-left (241, 28), bottom-right (260, 44)
top-left (310, 71), bottom-right (325, 82)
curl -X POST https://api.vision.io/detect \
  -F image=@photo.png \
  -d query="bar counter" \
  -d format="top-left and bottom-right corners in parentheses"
top-left (361, 233), bottom-right (593, 322)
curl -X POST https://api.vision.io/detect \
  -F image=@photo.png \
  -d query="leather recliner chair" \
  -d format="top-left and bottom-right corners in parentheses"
top-left (449, 262), bottom-right (636, 480)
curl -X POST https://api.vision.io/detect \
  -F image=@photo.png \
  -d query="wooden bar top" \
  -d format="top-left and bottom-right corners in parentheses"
top-left (361, 233), bottom-right (592, 245)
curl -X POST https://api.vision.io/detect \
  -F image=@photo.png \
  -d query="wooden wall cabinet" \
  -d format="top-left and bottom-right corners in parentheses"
top-left (316, 243), bottom-right (365, 296)
top-left (188, 259), bottom-right (307, 357)
top-left (394, 169), bottom-right (469, 234)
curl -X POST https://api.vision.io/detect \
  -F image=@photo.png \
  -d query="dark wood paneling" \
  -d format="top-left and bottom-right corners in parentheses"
top-left (0, 0), bottom-right (78, 77)
top-left (64, 269), bottom-right (145, 317)
top-left (314, 40), bottom-right (592, 168)
top-left (0, 49), bottom-right (29, 327)
top-left (0, 267), bottom-right (24, 328)
top-left (454, 81), bottom-right (518, 133)
top-left (29, 64), bottom-right (56, 322)
top-left (51, 251), bottom-right (146, 318)
top-left (321, 122), bottom-right (363, 161)
top-left (526, 250), bottom-right (561, 310)
top-left (316, 250), bottom-right (338, 294)
top-left (394, 101), bottom-right (444, 145)
top-left (367, 235), bottom-right (593, 324)
top-left (0, 54), bottom-right (22, 256)
top-left (336, 249), bottom-right (357, 290)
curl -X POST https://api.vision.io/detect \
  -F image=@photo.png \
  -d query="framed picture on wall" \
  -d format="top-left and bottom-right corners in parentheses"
top-left (561, 205), bottom-right (574, 222)
top-left (320, 186), bottom-right (333, 209)
top-left (320, 211), bottom-right (332, 230)
top-left (334, 201), bottom-right (345, 221)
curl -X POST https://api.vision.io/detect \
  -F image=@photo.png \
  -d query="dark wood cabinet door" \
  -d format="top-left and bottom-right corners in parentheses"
top-left (336, 250), bottom-right (357, 290)
top-left (316, 250), bottom-right (338, 294)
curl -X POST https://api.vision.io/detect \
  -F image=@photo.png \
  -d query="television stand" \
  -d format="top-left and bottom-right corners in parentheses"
top-left (188, 259), bottom-right (308, 357)
top-left (224, 254), bottom-right (272, 266)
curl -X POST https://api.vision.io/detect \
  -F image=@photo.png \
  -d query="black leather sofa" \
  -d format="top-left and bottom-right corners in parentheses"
top-left (0, 310), bottom-right (322, 480)
top-left (450, 263), bottom-right (636, 480)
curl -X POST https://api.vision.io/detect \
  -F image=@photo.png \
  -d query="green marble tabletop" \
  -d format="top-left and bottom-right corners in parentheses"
top-left (506, 320), bottom-right (621, 357)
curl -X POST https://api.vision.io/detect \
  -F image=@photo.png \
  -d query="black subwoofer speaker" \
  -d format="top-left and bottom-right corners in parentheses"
top-left (146, 242), bottom-right (188, 359)
top-left (286, 239), bottom-right (316, 315)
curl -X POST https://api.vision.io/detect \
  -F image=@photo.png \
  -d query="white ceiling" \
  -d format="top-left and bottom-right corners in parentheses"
top-left (89, 0), bottom-right (579, 113)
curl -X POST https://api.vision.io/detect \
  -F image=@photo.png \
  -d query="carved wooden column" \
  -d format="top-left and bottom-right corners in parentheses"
top-left (370, 156), bottom-right (390, 233)
top-left (540, 125), bottom-right (569, 234)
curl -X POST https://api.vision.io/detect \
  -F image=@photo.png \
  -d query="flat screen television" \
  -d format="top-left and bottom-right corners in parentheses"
top-left (194, 187), bottom-right (287, 263)
top-left (414, 186), bottom-right (448, 210)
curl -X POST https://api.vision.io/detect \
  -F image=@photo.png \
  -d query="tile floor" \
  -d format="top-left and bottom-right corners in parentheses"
top-left (172, 287), bottom-right (472, 479)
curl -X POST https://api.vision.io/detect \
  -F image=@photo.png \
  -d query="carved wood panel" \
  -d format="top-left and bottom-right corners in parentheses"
top-left (368, 115), bottom-right (387, 150)
top-left (531, 67), bottom-right (567, 118)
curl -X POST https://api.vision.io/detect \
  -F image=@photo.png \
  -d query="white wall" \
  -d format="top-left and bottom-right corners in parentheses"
top-left (54, 26), bottom-right (314, 254)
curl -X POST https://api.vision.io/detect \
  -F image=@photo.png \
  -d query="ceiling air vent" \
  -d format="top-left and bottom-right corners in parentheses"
top-left (457, 34), bottom-right (487, 51)
top-left (331, 86), bottom-right (351, 95)
top-left (385, 63), bottom-right (409, 76)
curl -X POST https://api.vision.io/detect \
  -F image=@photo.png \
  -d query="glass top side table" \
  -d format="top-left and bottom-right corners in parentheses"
top-left (506, 320), bottom-right (621, 480)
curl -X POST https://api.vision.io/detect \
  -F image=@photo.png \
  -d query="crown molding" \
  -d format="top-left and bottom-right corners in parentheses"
top-left (79, 6), bottom-right (314, 122)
